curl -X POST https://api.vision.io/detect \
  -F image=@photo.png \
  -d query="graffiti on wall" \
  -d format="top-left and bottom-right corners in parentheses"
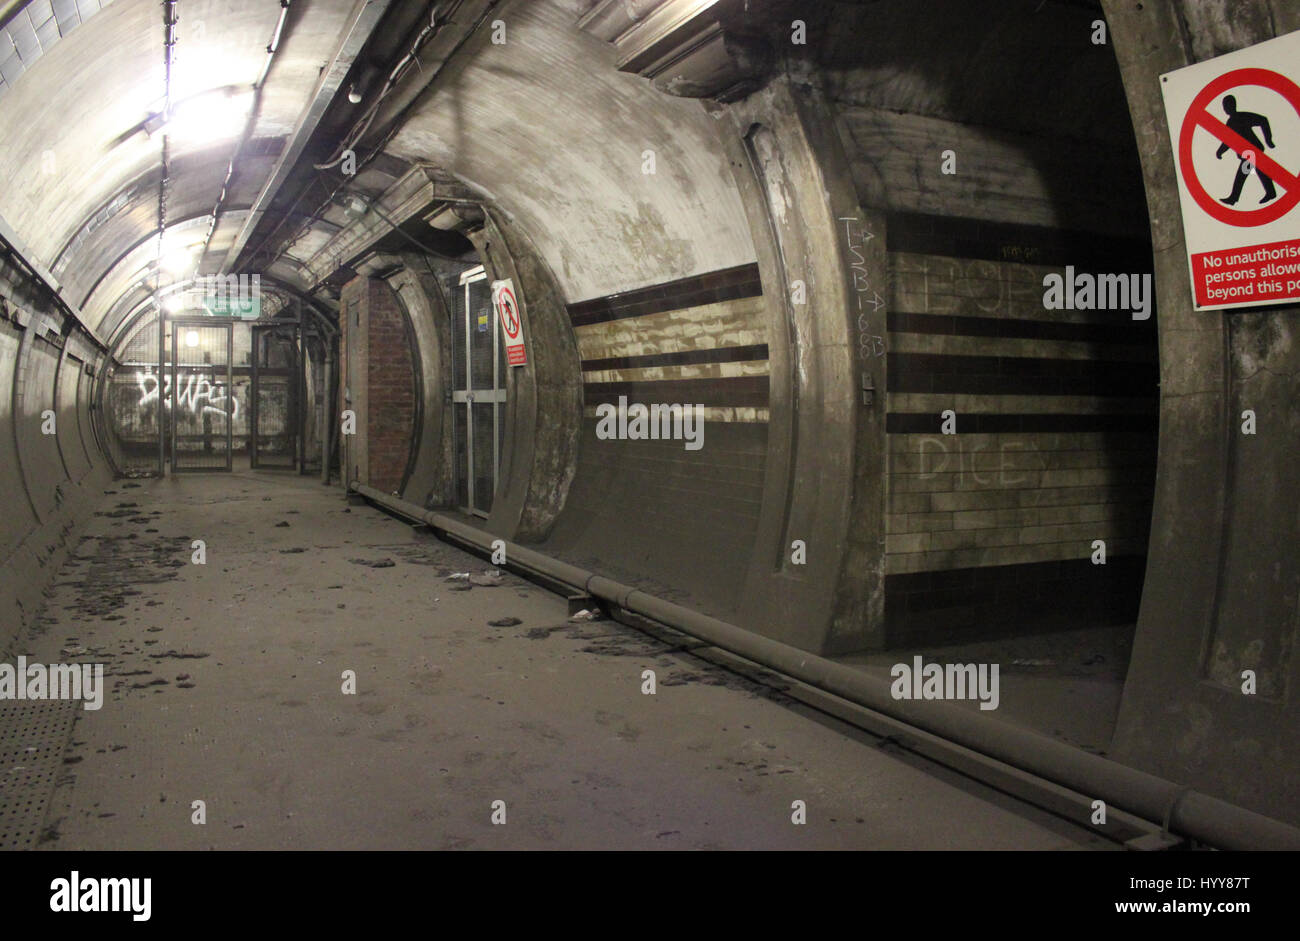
top-left (136, 370), bottom-right (240, 420)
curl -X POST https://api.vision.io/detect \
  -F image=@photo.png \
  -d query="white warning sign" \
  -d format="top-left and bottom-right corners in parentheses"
top-left (492, 278), bottom-right (526, 366)
top-left (1160, 30), bottom-right (1300, 310)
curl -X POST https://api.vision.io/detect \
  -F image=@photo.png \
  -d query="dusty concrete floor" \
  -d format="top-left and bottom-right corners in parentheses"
top-left (22, 472), bottom-right (1108, 850)
top-left (839, 627), bottom-right (1132, 756)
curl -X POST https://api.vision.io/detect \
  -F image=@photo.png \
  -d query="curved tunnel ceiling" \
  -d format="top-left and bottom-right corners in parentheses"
top-left (0, 0), bottom-right (1136, 340)
top-left (0, 0), bottom-right (360, 335)
top-left (378, 0), bottom-right (758, 302)
top-left (0, 0), bottom-right (772, 338)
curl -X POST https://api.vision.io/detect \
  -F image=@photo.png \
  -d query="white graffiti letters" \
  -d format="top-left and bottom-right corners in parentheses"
top-left (136, 371), bottom-right (238, 420)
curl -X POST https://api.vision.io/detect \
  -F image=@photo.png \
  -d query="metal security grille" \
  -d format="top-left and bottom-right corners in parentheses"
top-left (0, 700), bottom-right (78, 850)
top-left (171, 320), bottom-right (233, 472)
top-left (251, 323), bottom-right (301, 469)
top-left (102, 318), bottom-right (163, 476)
top-left (450, 266), bottom-right (506, 517)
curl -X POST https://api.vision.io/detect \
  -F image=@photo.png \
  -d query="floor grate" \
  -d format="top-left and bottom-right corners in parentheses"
top-left (0, 700), bottom-right (78, 850)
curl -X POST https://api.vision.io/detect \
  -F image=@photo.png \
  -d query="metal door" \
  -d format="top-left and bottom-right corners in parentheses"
top-left (170, 320), bottom-right (233, 472)
top-left (452, 266), bottom-right (507, 517)
top-left (250, 323), bottom-right (301, 469)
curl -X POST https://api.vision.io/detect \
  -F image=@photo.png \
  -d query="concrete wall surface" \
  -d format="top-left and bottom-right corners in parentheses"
top-left (0, 252), bottom-right (111, 658)
top-left (1103, 0), bottom-right (1300, 825)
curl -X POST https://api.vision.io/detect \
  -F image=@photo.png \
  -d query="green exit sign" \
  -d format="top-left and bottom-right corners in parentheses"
top-left (198, 274), bottom-right (262, 319)
top-left (202, 294), bottom-right (261, 319)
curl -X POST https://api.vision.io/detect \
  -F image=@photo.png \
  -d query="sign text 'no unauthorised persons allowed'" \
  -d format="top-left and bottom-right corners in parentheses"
top-left (1161, 30), bottom-right (1300, 311)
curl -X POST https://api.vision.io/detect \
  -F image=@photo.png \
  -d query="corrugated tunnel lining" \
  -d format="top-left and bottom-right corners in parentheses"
top-left (0, 699), bottom-right (78, 849)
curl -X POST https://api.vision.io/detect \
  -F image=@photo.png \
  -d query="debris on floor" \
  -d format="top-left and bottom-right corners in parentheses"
top-left (348, 557), bottom-right (396, 568)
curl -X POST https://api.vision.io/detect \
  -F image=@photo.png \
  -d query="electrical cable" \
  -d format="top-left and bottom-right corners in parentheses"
top-left (249, 0), bottom-right (496, 277)
top-left (314, 1), bottom-right (450, 169)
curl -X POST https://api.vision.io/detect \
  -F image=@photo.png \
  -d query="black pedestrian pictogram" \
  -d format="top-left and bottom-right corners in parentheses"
top-left (1215, 94), bottom-right (1278, 205)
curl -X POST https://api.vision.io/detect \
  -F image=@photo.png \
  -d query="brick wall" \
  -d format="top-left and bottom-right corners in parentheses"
top-left (882, 214), bottom-right (1158, 645)
top-left (340, 277), bottom-right (416, 494)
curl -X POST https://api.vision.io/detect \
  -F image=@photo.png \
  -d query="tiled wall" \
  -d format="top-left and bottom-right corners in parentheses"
top-left (0, 0), bottom-right (113, 93)
top-left (882, 213), bottom-right (1158, 645)
top-left (541, 264), bottom-right (771, 617)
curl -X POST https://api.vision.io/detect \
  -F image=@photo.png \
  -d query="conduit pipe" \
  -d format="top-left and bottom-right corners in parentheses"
top-left (350, 481), bottom-right (1300, 852)
top-left (199, 0), bottom-right (293, 268)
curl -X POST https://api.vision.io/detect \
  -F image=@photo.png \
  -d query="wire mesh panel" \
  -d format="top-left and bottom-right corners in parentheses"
top-left (102, 318), bottom-right (163, 476)
top-left (472, 401), bottom-right (496, 515)
top-left (171, 321), bottom-right (233, 472)
top-left (451, 274), bottom-right (467, 392)
top-left (299, 335), bottom-right (324, 474)
top-left (450, 267), bottom-right (507, 516)
top-left (453, 400), bottom-right (469, 510)
top-left (468, 278), bottom-right (498, 513)
top-left (251, 324), bottom-right (299, 469)
top-left (468, 278), bottom-right (494, 392)
top-left (497, 399), bottom-right (507, 475)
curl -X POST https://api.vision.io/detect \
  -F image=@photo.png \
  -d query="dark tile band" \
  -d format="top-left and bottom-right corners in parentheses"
top-left (581, 343), bottom-right (770, 373)
top-left (567, 263), bottom-right (763, 327)
top-left (584, 376), bottom-right (770, 409)
top-left (886, 211), bottom-right (1154, 271)
top-left (886, 412), bottom-right (1159, 434)
top-left (888, 311), bottom-right (1157, 342)
top-left (887, 352), bottom-right (1158, 397)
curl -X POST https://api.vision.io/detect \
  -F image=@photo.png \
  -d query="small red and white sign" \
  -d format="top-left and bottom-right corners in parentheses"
top-left (1161, 31), bottom-right (1300, 310)
top-left (492, 279), bottom-right (526, 366)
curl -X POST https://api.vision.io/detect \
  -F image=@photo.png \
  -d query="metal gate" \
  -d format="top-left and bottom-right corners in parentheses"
top-left (451, 265), bottom-right (506, 517)
top-left (250, 322), bottom-right (301, 469)
top-left (100, 316), bottom-right (165, 476)
top-left (170, 319), bottom-right (233, 472)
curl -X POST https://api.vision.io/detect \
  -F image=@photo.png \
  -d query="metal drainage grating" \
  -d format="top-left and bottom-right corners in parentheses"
top-left (0, 699), bottom-right (78, 850)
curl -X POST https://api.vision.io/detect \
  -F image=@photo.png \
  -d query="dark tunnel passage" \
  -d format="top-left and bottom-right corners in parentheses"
top-left (1, 0), bottom-right (1298, 862)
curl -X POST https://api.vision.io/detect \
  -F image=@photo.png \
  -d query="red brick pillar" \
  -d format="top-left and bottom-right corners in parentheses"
top-left (338, 276), bottom-right (415, 493)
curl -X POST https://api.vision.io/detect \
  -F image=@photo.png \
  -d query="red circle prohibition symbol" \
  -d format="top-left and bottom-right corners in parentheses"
top-left (1178, 67), bottom-right (1300, 227)
top-left (497, 287), bottom-right (520, 339)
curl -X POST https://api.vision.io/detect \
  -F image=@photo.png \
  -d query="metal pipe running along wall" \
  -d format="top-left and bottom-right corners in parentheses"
top-left (350, 483), bottom-right (1300, 852)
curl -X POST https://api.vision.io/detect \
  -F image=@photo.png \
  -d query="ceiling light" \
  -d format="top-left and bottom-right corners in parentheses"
top-left (341, 194), bottom-right (370, 219)
top-left (185, 330), bottom-right (201, 348)
top-left (162, 248), bottom-right (196, 275)
top-left (162, 88), bottom-right (253, 146)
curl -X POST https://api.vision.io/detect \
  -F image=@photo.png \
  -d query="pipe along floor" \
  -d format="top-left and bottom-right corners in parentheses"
top-left (19, 473), bottom-right (1111, 850)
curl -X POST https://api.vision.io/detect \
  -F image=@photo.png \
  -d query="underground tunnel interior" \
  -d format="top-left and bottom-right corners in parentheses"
top-left (0, 0), bottom-right (1298, 862)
